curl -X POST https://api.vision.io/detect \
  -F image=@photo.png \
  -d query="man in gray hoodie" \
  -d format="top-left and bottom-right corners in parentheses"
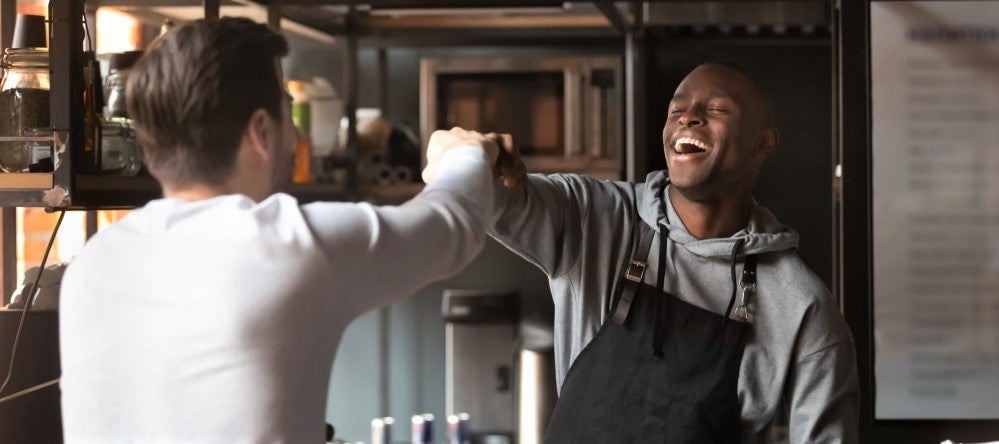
top-left (447, 62), bottom-right (859, 443)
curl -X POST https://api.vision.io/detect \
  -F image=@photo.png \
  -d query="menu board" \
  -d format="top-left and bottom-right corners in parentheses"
top-left (871, 1), bottom-right (999, 419)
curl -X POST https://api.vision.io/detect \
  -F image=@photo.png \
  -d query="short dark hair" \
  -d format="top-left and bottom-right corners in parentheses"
top-left (126, 17), bottom-right (289, 188)
top-left (696, 60), bottom-right (776, 128)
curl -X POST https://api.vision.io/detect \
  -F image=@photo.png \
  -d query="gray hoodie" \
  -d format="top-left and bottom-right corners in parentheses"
top-left (489, 171), bottom-right (859, 443)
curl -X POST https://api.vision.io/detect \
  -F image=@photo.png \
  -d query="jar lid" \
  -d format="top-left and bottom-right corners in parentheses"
top-left (2, 47), bottom-right (49, 69)
top-left (109, 50), bottom-right (144, 72)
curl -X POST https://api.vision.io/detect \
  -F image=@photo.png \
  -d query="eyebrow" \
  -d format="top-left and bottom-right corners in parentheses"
top-left (670, 89), bottom-right (736, 103)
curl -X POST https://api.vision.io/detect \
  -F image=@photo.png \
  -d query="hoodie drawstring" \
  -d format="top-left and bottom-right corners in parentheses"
top-left (652, 234), bottom-right (746, 357)
top-left (649, 176), bottom-right (751, 355)
top-left (653, 223), bottom-right (668, 357)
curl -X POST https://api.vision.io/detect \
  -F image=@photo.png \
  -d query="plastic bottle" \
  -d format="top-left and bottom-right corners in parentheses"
top-left (371, 417), bottom-right (394, 444)
top-left (308, 77), bottom-right (341, 158)
top-left (287, 80), bottom-right (312, 183)
top-left (446, 413), bottom-right (470, 444)
top-left (411, 413), bottom-right (434, 444)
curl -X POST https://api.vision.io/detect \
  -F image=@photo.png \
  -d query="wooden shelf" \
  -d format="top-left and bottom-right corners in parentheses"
top-left (69, 175), bottom-right (365, 208)
top-left (0, 173), bottom-right (54, 190)
top-left (284, 181), bottom-right (354, 203)
top-left (70, 174), bottom-right (162, 209)
top-left (74, 174), bottom-right (160, 191)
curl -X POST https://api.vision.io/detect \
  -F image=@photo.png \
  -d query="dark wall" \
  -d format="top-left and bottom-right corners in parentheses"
top-left (643, 32), bottom-right (835, 288)
top-left (0, 311), bottom-right (61, 444)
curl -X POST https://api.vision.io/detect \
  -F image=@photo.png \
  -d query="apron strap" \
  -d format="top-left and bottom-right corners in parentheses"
top-left (742, 255), bottom-right (758, 287)
top-left (610, 221), bottom-right (655, 325)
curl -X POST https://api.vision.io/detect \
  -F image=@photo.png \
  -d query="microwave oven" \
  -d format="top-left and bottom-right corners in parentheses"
top-left (420, 54), bottom-right (622, 180)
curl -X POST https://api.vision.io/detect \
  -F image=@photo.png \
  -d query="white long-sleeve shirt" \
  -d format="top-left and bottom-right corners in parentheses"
top-left (59, 146), bottom-right (494, 443)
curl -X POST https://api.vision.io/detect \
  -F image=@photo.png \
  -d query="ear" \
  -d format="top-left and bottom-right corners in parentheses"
top-left (757, 127), bottom-right (779, 158)
top-left (243, 109), bottom-right (273, 164)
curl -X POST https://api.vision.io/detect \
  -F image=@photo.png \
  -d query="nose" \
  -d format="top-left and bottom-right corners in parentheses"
top-left (678, 107), bottom-right (704, 127)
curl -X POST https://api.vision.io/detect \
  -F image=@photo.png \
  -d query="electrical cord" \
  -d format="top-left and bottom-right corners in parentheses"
top-left (0, 2), bottom-right (98, 405)
top-left (0, 210), bottom-right (66, 400)
top-left (0, 2), bottom-right (95, 403)
top-left (0, 377), bottom-right (59, 404)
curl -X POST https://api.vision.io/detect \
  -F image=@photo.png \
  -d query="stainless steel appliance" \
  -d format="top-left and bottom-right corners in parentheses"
top-left (514, 317), bottom-right (556, 444)
top-left (421, 54), bottom-right (622, 179)
top-left (443, 289), bottom-right (558, 444)
top-left (443, 289), bottom-right (519, 441)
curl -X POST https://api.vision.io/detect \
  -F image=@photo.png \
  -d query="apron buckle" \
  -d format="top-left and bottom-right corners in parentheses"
top-left (625, 260), bottom-right (646, 282)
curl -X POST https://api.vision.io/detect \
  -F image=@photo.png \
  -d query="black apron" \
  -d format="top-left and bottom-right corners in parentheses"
top-left (544, 187), bottom-right (758, 444)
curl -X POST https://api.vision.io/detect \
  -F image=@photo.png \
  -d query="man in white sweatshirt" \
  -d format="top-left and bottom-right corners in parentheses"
top-left (59, 18), bottom-right (498, 442)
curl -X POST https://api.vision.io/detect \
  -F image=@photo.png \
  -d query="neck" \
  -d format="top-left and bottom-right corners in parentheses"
top-left (162, 183), bottom-right (226, 201)
top-left (667, 186), bottom-right (751, 240)
top-left (161, 171), bottom-right (271, 203)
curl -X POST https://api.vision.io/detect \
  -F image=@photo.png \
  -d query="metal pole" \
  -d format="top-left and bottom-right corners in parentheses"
top-left (0, 0), bottom-right (15, 50)
top-left (1, 208), bottom-right (16, 305)
top-left (50, 0), bottom-right (84, 207)
top-left (203, 0), bottom-right (220, 20)
top-left (267, 2), bottom-right (281, 31)
top-left (344, 7), bottom-right (359, 196)
top-left (377, 47), bottom-right (388, 117)
top-left (623, 4), bottom-right (646, 182)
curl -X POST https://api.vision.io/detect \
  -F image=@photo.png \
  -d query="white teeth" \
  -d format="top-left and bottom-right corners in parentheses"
top-left (674, 136), bottom-right (711, 152)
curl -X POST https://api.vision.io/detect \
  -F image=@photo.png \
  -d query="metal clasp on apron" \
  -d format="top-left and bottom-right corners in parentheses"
top-left (625, 259), bottom-right (646, 282)
top-left (735, 281), bottom-right (754, 323)
top-left (734, 257), bottom-right (757, 323)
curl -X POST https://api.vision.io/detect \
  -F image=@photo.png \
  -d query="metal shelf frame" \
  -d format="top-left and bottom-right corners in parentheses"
top-left (0, 0), bottom-right (637, 210)
top-left (0, 0), bottom-right (81, 208)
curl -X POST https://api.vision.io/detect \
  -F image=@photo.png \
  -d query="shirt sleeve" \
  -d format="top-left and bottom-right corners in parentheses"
top-left (300, 145), bottom-right (494, 313)
top-left (488, 174), bottom-right (588, 278)
top-left (786, 308), bottom-right (861, 444)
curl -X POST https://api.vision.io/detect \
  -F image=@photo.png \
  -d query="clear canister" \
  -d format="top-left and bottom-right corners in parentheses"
top-left (100, 117), bottom-right (142, 176)
top-left (0, 48), bottom-right (50, 173)
top-left (104, 50), bottom-right (143, 118)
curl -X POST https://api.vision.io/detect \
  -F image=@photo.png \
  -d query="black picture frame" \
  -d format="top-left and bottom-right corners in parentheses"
top-left (839, 0), bottom-right (999, 441)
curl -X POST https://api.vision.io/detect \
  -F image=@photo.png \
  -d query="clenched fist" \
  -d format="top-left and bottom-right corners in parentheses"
top-left (422, 127), bottom-right (500, 184)
top-left (488, 132), bottom-right (526, 189)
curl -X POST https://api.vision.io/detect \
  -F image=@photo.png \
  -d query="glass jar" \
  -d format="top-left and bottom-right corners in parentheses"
top-left (100, 117), bottom-right (142, 176)
top-left (104, 51), bottom-right (142, 118)
top-left (0, 48), bottom-right (50, 173)
top-left (104, 69), bottom-right (129, 118)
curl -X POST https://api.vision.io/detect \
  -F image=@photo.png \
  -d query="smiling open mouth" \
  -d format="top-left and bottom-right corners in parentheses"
top-left (674, 137), bottom-right (710, 154)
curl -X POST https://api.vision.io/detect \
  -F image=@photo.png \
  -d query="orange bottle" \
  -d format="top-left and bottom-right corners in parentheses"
top-left (288, 80), bottom-right (312, 183)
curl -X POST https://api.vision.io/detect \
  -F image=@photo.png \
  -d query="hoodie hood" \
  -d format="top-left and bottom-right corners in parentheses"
top-left (638, 171), bottom-right (799, 259)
